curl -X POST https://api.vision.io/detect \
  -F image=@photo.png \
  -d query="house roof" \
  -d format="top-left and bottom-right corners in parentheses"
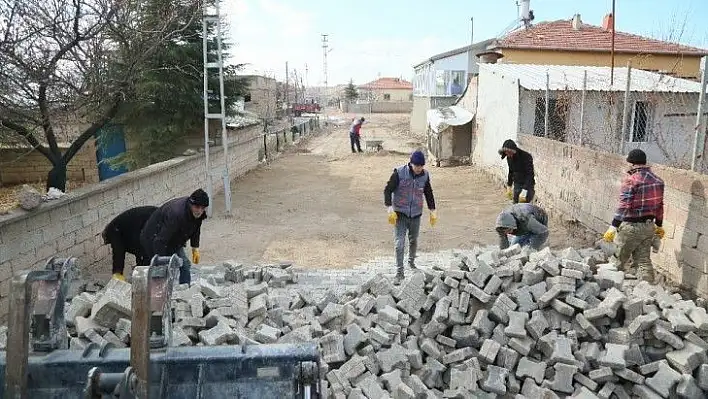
top-left (478, 63), bottom-right (705, 93)
top-left (413, 38), bottom-right (496, 69)
top-left (496, 18), bottom-right (708, 56)
top-left (359, 77), bottom-right (413, 90)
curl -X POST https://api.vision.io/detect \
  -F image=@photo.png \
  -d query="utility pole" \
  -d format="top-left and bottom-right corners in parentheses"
top-left (322, 34), bottom-right (329, 110)
top-left (285, 61), bottom-right (289, 116)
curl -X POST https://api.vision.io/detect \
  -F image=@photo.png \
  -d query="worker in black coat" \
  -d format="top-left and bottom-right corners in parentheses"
top-left (102, 206), bottom-right (158, 281)
top-left (498, 139), bottom-right (536, 204)
top-left (140, 189), bottom-right (209, 285)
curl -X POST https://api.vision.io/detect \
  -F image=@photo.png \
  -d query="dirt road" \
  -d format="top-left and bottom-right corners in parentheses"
top-left (201, 113), bottom-right (589, 269)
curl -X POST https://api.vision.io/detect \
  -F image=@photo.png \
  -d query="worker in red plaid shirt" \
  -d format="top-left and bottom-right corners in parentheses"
top-left (602, 149), bottom-right (665, 282)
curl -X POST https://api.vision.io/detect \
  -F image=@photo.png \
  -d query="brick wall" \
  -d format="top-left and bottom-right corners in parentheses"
top-left (0, 119), bottom-right (320, 320)
top-left (516, 134), bottom-right (708, 298)
top-left (0, 140), bottom-right (99, 185)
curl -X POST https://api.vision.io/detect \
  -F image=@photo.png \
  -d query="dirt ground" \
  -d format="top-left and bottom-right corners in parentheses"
top-left (202, 113), bottom-right (590, 269)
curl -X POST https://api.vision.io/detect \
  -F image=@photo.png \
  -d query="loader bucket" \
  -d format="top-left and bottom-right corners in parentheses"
top-left (2, 255), bottom-right (322, 398)
top-left (0, 342), bottom-right (321, 398)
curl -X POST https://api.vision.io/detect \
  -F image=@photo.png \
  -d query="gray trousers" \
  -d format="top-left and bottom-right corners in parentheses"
top-left (394, 213), bottom-right (421, 273)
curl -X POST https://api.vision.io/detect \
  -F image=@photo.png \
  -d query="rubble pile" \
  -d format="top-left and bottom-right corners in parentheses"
top-left (61, 246), bottom-right (708, 399)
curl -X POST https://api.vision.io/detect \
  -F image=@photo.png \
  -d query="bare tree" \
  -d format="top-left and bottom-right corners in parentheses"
top-left (0, 0), bottom-right (203, 191)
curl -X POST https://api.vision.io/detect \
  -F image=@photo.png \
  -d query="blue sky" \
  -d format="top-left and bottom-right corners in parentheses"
top-left (225, 0), bottom-right (708, 86)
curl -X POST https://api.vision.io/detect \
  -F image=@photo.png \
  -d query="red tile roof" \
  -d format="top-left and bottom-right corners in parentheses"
top-left (497, 18), bottom-right (708, 56)
top-left (359, 77), bottom-right (413, 90)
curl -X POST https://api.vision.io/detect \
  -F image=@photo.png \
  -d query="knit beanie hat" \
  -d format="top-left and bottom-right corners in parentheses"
top-left (626, 149), bottom-right (647, 165)
top-left (410, 150), bottom-right (425, 166)
top-left (189, 189), bottom-right (210, 207)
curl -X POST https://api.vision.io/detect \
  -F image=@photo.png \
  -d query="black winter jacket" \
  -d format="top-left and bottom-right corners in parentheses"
top-left (506, 149), bottom-right (535, 189)
top-left (103, 206), bottom-right (158, 254)
top-left (140, 197), bottom-right (207, 256)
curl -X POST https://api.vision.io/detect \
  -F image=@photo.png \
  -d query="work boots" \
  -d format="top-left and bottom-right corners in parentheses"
top-left (394, 271), bottom-right (404, 286)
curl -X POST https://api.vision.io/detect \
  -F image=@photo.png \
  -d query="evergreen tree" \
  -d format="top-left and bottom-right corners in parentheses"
top-left (111, 0), bottom-right (249, 168)
top-left (344, 79), bottom-right (359, 102)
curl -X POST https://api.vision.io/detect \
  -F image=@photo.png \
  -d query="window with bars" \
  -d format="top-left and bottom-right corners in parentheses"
top-left (630, 101), bottom-right (650, 143)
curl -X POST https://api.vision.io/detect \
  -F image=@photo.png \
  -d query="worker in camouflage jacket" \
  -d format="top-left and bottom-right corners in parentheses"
top-left (603, 149), bottom-right (665, 283)
top-left (495, 203), bottom-right (549, 250)
top-left (140, 189), bottom-right (209, 285)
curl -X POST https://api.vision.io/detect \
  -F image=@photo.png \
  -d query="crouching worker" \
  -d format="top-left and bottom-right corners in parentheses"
top-left (495, 203), bottom-right (549, 250)
top-left (140, 189), bottom-right (209, 285)
top-left (102, 206), bottom-right (158, 281)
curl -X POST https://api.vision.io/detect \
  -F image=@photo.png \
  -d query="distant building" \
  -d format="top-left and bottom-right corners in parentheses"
top-left (241, 75), bottom-right (277, 120)
top-left (358, 77), bottom-right (413, 102)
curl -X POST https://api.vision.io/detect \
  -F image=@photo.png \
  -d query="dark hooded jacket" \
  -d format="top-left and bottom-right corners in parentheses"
top-left (500, 139), bottom-right (535, 189)
top-left (140, 196), bottom-right (207, 256)
top-left (103, 206), bottom-right (158, 254)
top-left (495, 203), bottom-right (548, 249)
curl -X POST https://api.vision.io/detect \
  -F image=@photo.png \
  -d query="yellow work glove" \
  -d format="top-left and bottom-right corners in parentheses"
top-left (112, 273), bottom-right (125, 282)
top-left (655, 226), bottom-right (665, 239)
top-left (430, 210), bottom-right (438, 227)
top-left (603, 226), bottom-right (617, 242)
top-left (192, 248), bottom-right (200, 264)
top-left (505, 186), bottom-right (513, 200)
top-left (519, 189), bottom-right (528, 203)
top-left (387, 206), bottom-right (397, 225)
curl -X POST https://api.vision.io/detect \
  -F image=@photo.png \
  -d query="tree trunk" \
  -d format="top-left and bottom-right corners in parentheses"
top-left (46, 162), bottom-right (67, 192)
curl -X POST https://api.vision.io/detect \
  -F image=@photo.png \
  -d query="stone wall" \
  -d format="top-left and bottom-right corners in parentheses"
top-left (342, 102), bottom-right (413, 114)
top-left (0, 118), bottom-right (320, 320)
top-left (0, 140), bottom-right (99, 185)
top-left (514, 134), bottom-right (708, 298)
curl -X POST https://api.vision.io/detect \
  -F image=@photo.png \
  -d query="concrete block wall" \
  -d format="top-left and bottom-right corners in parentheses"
top-left (0, 120), bottom-right (319, 320)
top-left (343, 102), bottom-right (413, 114)
top-left (516, 134), bottom-right (708, 298)
top-left (0, 140), bottom-right (99, 185)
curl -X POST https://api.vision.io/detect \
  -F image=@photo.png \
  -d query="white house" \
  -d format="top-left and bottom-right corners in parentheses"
top-left (473, 63), bottom-right (706, 174)
top-left (410, 39), bottom-right (495, 135)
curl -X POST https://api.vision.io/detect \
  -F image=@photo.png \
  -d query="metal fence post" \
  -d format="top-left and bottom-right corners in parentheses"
top-left (620, 62), bottom-right (632, 154)
top-left (263, 134), bottom-right (267, 161)
top-left (691, 56), bottom-right (708, 172)
top-left (579, 70), bottom-right (587, 146)
top-left (544, 71), bottom-right (550, 137)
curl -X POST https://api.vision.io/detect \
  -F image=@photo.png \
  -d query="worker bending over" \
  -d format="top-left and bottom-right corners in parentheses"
top-left (499, 139), bottom-right (535, 203)
top-left (140, 189), bottom-right (209, 285)
top-left (102, 206), bottom-right (158, 281)
top-left (495, 203), bottom-right (549, 250)
top-left (603, 149), bottom-right (665, 283)
top-left (350, 117), bottom-right (364, 153)
top-left (384, 150), bottom-right (437, 285)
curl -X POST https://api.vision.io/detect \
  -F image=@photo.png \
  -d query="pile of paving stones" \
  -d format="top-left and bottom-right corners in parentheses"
top-left (60, 244), bottom-right (708, 399)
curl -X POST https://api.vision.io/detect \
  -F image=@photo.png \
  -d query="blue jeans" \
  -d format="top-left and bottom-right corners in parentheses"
top-left (510, 231), bottom-right (548, 250)
top-left (176, 247), bottom-right (192, 284)
top-left (394, 213), bottom-right (421, 274)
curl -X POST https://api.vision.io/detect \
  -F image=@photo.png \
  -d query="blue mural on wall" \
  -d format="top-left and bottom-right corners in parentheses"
top-left (95, 124), bottom-right (128, 181)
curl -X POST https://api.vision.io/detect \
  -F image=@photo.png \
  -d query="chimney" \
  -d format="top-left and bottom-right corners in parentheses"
top-left (571, 14), bottom-right (582, 30)
top-left (602, 13), bottom-right (614, 31)
top-left (477, 51), bottom-right (503, 64)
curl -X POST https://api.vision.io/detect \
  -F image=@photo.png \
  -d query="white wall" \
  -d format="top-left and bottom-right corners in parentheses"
top-left (434, 52), bottom-right (469, 71)
top-left (517, 88), bottom-right (700, 169)
top-left (473, 67), bottom-right (520, 177)
top-left (413, 62), bottom-right (435, 96)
